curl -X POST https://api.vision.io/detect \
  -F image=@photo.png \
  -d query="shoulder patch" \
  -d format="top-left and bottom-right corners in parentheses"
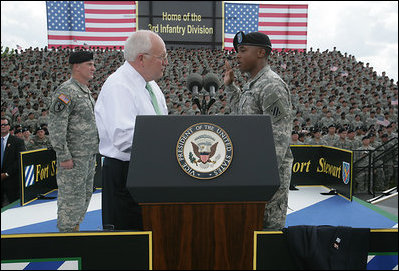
top-left (264, 92), bottom-right (288, 123)
top-left (58, 94), bottom-right (71, 105)
top-left (54, 100), bottom-right (66, 113)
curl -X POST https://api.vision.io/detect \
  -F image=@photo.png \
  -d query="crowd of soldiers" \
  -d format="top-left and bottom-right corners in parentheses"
top-left (1, 45), bottom-right (398, 192)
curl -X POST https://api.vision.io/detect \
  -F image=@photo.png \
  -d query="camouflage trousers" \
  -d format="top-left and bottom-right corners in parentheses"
top-left (373, 167), bottom-right (386, 191)
top-left (263, 156), bottom-right (293, 230)
top-left (383, 164), bottom-right (394, 186)
top-left (56, 154), bottom-right (96, 232)
top-left (354, 171), bottom-right (369, 193)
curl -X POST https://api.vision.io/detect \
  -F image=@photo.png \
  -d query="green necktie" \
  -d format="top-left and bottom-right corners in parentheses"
top-left (145, 82), bottom-right (162, 115)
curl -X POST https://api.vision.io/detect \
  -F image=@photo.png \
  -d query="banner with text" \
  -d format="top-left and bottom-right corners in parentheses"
top-left (20, 148), bottom-right (58, 206)
top-left (290, 146), bottom-right (353, 200)
top-left (138, 1), bottom-right (222, 48)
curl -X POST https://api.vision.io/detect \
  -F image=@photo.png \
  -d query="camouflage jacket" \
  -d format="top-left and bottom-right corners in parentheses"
top-left (334, 138), bottom-right (352, 150)
top-left (27, 135), bottom-right (52, 150)
top-left (226, 65), bottom-right (293, 168)
top-left (354, 145), bottom-right (375, 166)
top-left (48, 77), bottom-right (99, 162)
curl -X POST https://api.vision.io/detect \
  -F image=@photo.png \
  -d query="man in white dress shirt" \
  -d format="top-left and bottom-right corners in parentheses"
top-left (95, 30), bottom-right (168, 230)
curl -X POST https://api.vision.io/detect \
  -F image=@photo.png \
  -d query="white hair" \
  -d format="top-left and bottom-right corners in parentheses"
top-left (124, 30), bottom-right (162, 61)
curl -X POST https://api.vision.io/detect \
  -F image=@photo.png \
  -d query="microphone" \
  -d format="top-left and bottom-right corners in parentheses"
top-left (203, 73), bottom-right (220, 110)
top-left (203, 73), bottom-right (220, 96)
top-left (187, 73), bottom-right (203, 108)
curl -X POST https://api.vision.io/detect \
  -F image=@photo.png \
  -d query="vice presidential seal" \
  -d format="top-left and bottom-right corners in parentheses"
top-left (176, 123), bottom-right (233, 179)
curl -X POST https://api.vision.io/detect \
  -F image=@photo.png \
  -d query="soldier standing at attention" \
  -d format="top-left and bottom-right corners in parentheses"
top-left (48, 51), bottom-right (99, 232)
top-left (224, 31), bottom-right (293, 230)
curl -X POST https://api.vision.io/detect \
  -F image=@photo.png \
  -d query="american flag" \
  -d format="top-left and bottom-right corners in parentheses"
top-left (46, 1), bottom-right (136, 49)
top-left (376, 116), bottom-right (390, 127)
top-left (330, 66), bottom-right (338, 72)
top-left (224, 3), bottom-right (308, 52)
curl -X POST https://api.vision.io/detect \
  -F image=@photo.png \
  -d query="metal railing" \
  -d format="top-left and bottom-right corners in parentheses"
top-left (353, 137), bottom-right (398, 197)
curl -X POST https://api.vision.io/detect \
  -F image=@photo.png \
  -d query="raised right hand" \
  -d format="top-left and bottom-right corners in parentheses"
top-left (224, 60), bottom-right (235, 86)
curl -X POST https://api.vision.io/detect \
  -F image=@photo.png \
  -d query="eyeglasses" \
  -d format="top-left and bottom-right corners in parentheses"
top-left (1, 123), bottom-right (10, 127)
top-left (143, 53), bottom-right (168, 62)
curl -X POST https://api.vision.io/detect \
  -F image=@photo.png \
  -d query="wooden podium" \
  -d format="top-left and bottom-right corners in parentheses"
top-left (141, 202), bottom-right (265, 269)
top-left (127, 115), bottom-right (280, 270)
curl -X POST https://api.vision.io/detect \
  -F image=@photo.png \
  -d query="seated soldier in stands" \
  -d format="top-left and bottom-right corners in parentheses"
top-left (323, 124), bottom-right (339, 146)
top-left (307, 128), bottom-right (327, 145)
top-left (26, 126), bottom-right (52, 150)
top-left (320, 111), bottom-right (335, 128)
top-left (353, 114), bottom-right (364, 129)
top-left (290, 131), bottom-right (302, 145)
top-left (335, 128), bottom-right (351, 150)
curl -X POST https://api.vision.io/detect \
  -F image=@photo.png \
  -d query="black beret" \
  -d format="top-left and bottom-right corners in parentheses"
top-left (69, 51), bottom-right (93, 64)
top-left (35, 126), bottom-right (44, 134)
top-left (362, 135), bottom-right (370, 141)
top-left (233, 31), bottom-right (272, 52)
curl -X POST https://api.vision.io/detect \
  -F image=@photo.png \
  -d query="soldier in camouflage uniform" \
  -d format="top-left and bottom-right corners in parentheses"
top-left (23, 112), bottom-right (38, 133)
top-left (354, 135), bottom-right (374, 194)
top-left (381, 134), bottom-right (395, 189)
top-left (26, 126), bottom-right (52, 150)
top-left (372, 133), bottom-right (386, 191)
top-left (323, 124), bottom-right (339, 147)
top-left (347, 129), bottom-right (361, 150)
top-left (335, 128), bottom-right (351, 150)
top-left (48, 51), bottom-right (99, 233)
top-left (224, 31), bottom-right (293, 230)
top-left (307, 128), bottom-right (327, 145)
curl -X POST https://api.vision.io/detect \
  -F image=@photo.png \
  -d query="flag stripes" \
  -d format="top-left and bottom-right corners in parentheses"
top-left (224, 2), bottom-right (308, 51)
top-left (46, 1), bottom-right (136, 49)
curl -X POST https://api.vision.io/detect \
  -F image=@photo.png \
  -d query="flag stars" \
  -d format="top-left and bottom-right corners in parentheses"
top-left (47, 1), bottom-right (85, 31)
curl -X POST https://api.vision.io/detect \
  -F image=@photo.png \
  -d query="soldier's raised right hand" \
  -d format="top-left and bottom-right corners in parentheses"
top-left (224, 60), bottom-right (235, 86)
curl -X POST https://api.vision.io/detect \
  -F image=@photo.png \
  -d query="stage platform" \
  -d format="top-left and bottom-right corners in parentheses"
top-left (1, 185), bottom-right (398, 270)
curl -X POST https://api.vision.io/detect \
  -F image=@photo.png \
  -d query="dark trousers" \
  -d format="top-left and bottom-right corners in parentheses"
top-left (1, 176), bottom-right (19, 208)
top-left (101, 157), bottom-right (143, 230)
